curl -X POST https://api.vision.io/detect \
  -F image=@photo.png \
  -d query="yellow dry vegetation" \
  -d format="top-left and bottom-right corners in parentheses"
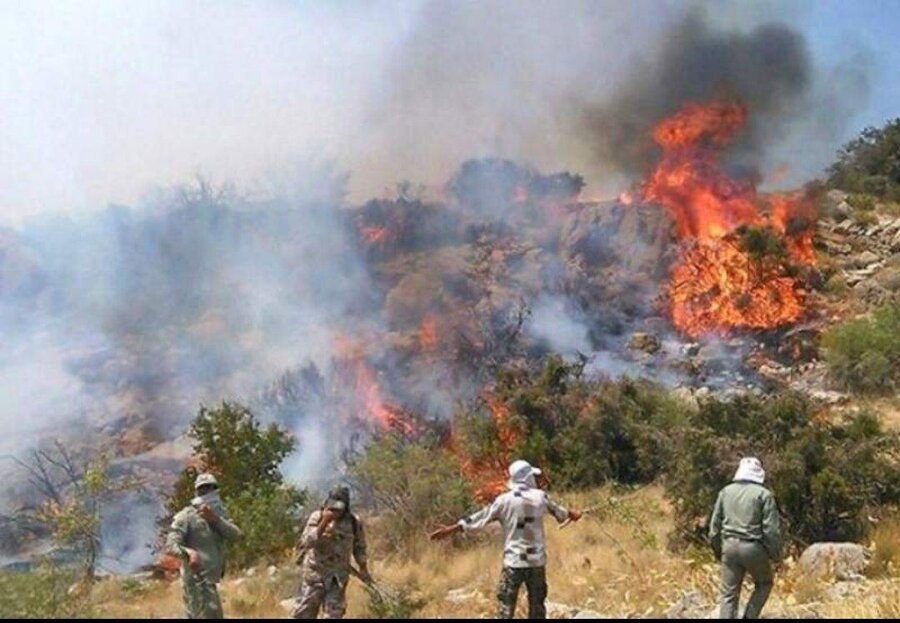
top-left (86, 486), bottom-right (900, 619)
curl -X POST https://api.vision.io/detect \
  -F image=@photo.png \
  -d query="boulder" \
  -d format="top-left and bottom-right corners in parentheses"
top-left (798, 542), bottom-right (870, 581)
top-left (874, 266), bottom-right (900, 291)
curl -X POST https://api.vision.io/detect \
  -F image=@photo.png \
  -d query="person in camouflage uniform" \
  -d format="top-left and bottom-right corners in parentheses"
top-left (166, 473), bottom-right (243, 619)
top-left (430, 460), bottom-right (582, 619)
top-left (291, 486), bottom-right (369, 619)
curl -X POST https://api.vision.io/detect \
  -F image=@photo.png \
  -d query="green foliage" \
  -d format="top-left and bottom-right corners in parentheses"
top-left (737, 225), bottom-right (789, 264)
top-left (665, 394), bottom-right (900, 551)
top-left (462, 357), bottom-right (691, 489)
top-left (165, 401), bottom-right (306, 568)
top-left (453, 356), bottom-right (900, 553)
top-left (828, 119), bottom-right (900, 200)
top-left (847, 193), bottom-right (877, 212)
top-left (348, 433), bottom-right (473, 554)
top-left (823, 304), bottom-right (900, 395)
top-left (0, 563), bottom-right (92, 618)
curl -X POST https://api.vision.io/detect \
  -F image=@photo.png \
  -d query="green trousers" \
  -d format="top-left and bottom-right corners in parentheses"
top-left (719, 539), bottom-right (773, 619)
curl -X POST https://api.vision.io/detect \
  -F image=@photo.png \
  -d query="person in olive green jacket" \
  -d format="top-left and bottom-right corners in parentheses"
top-left (709, 457), bottom-right (782, 619)
top-left (166, 473), bottom-right (243, 619)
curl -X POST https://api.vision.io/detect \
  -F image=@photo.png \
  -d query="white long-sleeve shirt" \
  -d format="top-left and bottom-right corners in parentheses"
top-left (457, 484), bottom-right (569, 568)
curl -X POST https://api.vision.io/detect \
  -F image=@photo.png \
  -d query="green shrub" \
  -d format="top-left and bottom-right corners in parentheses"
top-left (823, 304), bottom-right (900, 395)
top-left (470, 357), bottom-right (692, 489)
top-left (828, 119), bottom-right (900, 201)
top-left (852, 208), bottom-right (879, 227)
top-left (164, 401), bottom-right (306, 568)
top-left (347, 433), bottom-right (473, 554)
top-left (847, 193), bottom-right (877, 212)
top-left (665, 394), bottom-right (900, 551)
top-left (0, 563), bottom-right (92, 618)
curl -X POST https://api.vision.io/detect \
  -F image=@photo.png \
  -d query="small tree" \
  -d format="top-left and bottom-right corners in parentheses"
top-left (164, 401), bottom-right (306, 568)
top-left (8, 441), bottom-right (139, 580)
top-left (347, 433), bottom-right (473, 555)
top-left (827, 119), bottom-right (900, 200)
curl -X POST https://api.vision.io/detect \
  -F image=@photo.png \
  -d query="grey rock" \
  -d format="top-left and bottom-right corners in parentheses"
top-left (798, 542), bottom-right (871, 581)
top-left (843, 250), bottom-right (881, 269)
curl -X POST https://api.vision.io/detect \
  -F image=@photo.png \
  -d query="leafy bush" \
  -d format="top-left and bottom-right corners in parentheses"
top-left (847, 193), bottom-right (877, 212)
top-left (0, 563), bottom-right (92, 618)
top-left (823, 304), bottom-right (900, 395)
top-left (457, 357), bottom-right (691, 490)
top-left (665, 393), bottom-right (900, 551)
top-left (164, 401), bottom-right (306, 568)
top-left (347, 433), bottom-right (473, 555)
top-left (828, 119), bottom-right (900, 200)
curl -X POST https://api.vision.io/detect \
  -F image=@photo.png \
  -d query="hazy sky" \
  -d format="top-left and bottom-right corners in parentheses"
top-left (0, 0), bottom-right (897, 224)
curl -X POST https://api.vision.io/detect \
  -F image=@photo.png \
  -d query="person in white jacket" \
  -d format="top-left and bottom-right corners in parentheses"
top-left (430, 460), bottom-right (582, 619)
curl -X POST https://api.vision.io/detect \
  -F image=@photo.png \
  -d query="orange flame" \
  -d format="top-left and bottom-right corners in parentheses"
top-left (642, 100), bottom-right (815, 337)
top-left (452, 394), bottom-right (523, 503)
top-left (360, 225), bottom-right (390, 245)
top-left (349, 358), bottom-right (417, 436)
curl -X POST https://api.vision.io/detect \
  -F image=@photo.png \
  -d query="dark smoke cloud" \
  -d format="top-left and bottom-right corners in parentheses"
top-left (576, 7), bottom-right (871, 181)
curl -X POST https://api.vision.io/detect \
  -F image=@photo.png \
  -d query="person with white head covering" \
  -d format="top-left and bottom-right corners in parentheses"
top-left (430, 460), bottom-right (582, 619)
top-left (166, 472), bottom-right (243, 619)
top-left (709, 457), bottom-right (782, 619)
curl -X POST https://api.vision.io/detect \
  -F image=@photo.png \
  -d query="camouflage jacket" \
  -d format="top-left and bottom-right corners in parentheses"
top-left (298, 509), bottom-right (367, 585)
top-left (166, 505), bottom-right (242, 583)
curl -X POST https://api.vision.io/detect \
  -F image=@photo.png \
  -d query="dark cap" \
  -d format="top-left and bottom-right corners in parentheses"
top-left (325, 485), bottom-right (350, 512)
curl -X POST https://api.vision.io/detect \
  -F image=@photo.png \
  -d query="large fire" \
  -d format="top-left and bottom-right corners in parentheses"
top-left (642, 100), bottom-right (815, 337)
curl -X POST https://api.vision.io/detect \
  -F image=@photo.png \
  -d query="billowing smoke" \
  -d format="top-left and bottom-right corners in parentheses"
top-left (577, 8), bottom-right (870, 182)
top-left (0, 1), bottom-right (878, 572)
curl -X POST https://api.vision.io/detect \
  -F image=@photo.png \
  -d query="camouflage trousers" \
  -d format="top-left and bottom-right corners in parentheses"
top-left (497, 566), bottom-right (548, 619)
top-left (182, 570), bottom-right (224, 619)
top-left (291, 576), bottom-right (348, 619)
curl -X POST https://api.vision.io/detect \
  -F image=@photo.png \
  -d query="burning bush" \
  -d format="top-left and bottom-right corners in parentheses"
top-left (823, 303), bottom-right (900, 395)
top-left (163, 402), bottom-right (306, 568)
top-left (641, 99), bottom-right (817, 337)
top-left (665, 393), bottom-right (900, 551)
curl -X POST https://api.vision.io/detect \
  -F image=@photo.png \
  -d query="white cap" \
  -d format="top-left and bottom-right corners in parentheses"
top-left (508, 459), bottom-right (541, 482)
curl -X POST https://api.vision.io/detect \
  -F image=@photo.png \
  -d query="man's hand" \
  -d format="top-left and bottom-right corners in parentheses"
top-left (567, 509), bottom-right (582, 523)
top-left (357, 563), bottom-right (372, 584)
top-left (429, 524), bottom-right (462, 541)
top-left (317, 509), bottom-right (339, 537)
top-left (185, 548), bottom-right (202, 572)
top-left (198, 504), bottom-right (218, 524)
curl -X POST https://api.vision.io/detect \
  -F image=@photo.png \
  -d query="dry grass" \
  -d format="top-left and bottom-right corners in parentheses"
top-left (83, 485), bottom-right (900, 618)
